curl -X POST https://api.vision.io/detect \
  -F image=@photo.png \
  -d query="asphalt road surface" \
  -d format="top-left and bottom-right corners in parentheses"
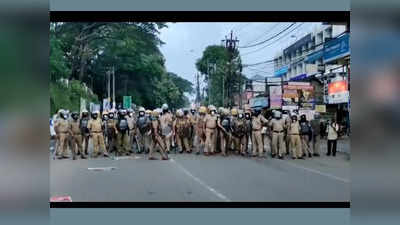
top-left (50, 143), bottom-right (350, 202)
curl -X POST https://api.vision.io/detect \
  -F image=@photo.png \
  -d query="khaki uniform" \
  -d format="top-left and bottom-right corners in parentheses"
top-left (106, 119), bottom-right (117, 153)
top-left (284, 116), bottom-right (291, 155)
top-left (188, 113), bottom-right (196, 147)
top-left (127, 116), bottom-right (136, 152)
top-left (136, 115), bottom-right (151, 153)
top-left (244, 117), bottom-right (252, 154)
top-left (159, 113), bottom-right (173, 153)
top-left (310, 119), bottom-right (321, 155)
top-left (55, 118), bottom-right (70, 157)
top-left (218, 115), bottom-right (231, 155)
top-left (88, 118), bottom-right (107, 156)
top-left (69, 119), bottom-right (85, 158)
top-left (194, 114), bottom-right (206, 153)
top-left (80, 117), bottom-right (90, 155)
top-left (288, 121), bottom-right (302, 158)
top-left (251, 114), bottom-right (268, 157)
top-left (204, 114), bottom-right (218, 154)
top-left (269, 118), bottom-right (286, 157)
top-left (116, 118), bottom-right (130, 156)
top-left (174, 116), bottom-right (191, 153)
top-left (231, 117), bottom-right (247, 154)
top-left (150, 118), bottom-right (168, 159)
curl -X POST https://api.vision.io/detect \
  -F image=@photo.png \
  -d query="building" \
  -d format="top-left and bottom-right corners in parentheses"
top-left (273, 24), bottom-right (348, 81)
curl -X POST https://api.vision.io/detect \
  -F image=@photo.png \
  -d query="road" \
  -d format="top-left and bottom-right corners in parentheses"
top-left (50, 139), bottom-right (350, 202)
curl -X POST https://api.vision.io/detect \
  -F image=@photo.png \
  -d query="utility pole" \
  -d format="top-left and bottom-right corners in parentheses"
top-left (221, 30), bottom-right (239, 107)
top-left (112, 66), bottom-right (115, 110)
top-left (107, 70), bottom-right (111, 106)
top-left (196, 72), bottom-right (201, 105)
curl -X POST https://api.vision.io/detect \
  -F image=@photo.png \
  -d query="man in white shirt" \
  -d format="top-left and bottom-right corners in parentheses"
top-left (327, 119), bottom-right (340, 156)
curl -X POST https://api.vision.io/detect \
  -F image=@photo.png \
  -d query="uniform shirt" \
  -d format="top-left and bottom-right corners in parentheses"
top-left (269, 118), bottom-right (285, 132)
top-left (126, 116), bottom-right (135, 130)
top-left (204, 114), bottom-right (218, 129)
top-left (287, 121), bottom-right (301, 135)
top-left (195, 114), bottom-right (205, 133)
top-left (88, 118), bottom-right (103, 132)
top-left (252, 114), bottom-right (268, 131)
top-left (174, 116), bottom-right (190, 137)
top-left (151, 119), bottom-right (161, 137)
top-left (327, 123), bottom-right (339, 140)
top-left (69, 119), bottom-right (81, 135)
top-left (159, 113), bottom-right (173, 135)
top-left (55, 118), bottom-right (69, 133)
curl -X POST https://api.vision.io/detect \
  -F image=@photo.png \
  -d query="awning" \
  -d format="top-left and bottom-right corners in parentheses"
top-left (274, 65), bottom-right (288, 76)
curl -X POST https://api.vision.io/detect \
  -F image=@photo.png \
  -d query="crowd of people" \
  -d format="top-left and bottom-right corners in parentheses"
top-left (50, 103), bottom-right (341, 160)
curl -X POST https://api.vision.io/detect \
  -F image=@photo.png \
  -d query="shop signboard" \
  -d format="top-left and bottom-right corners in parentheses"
top-left (315, 104), bottom-right (327, 113)
top-left (249, 97), bottom-right (269, 109)
top-left (269, 86), bottom-right (282, 109)
top-left (328, 80), bottom-right (349, 104)
top-left (323, 33), bottom-right (350, 64)
top-left (274, 65), bottom-right (288, 77)
top-left (282, 82), bottom-right (314, 110)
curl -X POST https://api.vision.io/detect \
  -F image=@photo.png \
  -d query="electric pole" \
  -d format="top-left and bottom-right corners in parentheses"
top-left (112, 66), bottom-right (115, 110)
top-left (221, 30), bottom-right (239, 107)
top-left (196, 72), bottom-right (201, 105)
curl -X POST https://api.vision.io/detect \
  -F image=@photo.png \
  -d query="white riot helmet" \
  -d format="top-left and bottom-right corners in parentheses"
top-left (162, 103), bottom-right (169, 111)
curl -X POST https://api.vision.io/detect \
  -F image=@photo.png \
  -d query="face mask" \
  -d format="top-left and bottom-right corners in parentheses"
top-left (211, 111), bottom-right (215, 115)
top-left (245, 114), bottom-right (250, 119)
top-left (109, 114), bottom-right (114, 119)
top-left (92, 115), bottom-right (98, 119)
top-left (139, 112), bottom-right (144, 117)
top-left (191, 110), bottom-right (195, 114)
top-left (72, 115), bottom-right (79, 120)
top-left (239, 114), bottom-right (243, 119)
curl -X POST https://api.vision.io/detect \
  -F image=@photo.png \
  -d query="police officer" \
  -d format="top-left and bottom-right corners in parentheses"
top-left (136, 107), bottom-right (151, 154)
top-left (102, 112), bottom-right (109, 148)
top-left (126, 108), bottom-right (137, 154)
top-left (287, 115), bottom-right (304, 160)
top-left (106, 110), bottom-right (117, 154)
top-left (204, 105), bottom-right (218, 155)
top-left (173, 109), bottom-right (191, 153)
top-left (310, 112), bottom-right (321, 157)
top-left (244, 107), bottom-right (252, 155)
top-left (80, 109), bottom-right (91, 156)
top-left (269, 110), bottom-right (286, 159)
top-left (149, 110), bottom-right (169, 160)
top-left (188, 106), bottom-right (197, 148)
top-left (194, 106), bottom-right (207, 155)
top-left (88, 111), bottom-right (109, 158)
top-left (299, 114), bottom-right (312, 158)
top-left (251, 108), bottom-right (268, 158)
top-left (282, 110), bottom-right (291, 156)
top-left (143, 109), bottom-right (153, 154)
top-left (231, 109), bottom-right (247, 156)
top-left (54, 110), bottom-right (70, 159)
top-left (159, 104), bottom-right (173, 154)
top-left (115, 109), bottom-right (130, 156)
top-left (69, 111), bottom-right (87, 160)
top-left (217, 108), bottom-right (232, 156)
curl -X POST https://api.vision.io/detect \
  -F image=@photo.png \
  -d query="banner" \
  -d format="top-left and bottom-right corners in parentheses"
top-left (269, 86), bottom-right (282, 109)
top-left (323, 33), bottom-right (350, 64)
top-left (328, 80), bottom-right (349, 104)
top-left (315, 105), bottom-right (326, 113)
top-left (123, 96), bottom-right (132, 109)
top-left (282, 82), bottom-right (314, 110)
top-left (103, 98), bottom-right (110, 111)
top-left (80, 97), bottom-right (86, 113)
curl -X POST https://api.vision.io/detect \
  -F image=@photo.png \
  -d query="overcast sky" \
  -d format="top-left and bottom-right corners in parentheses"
top-left (158, 22), bottom-right (321, 101)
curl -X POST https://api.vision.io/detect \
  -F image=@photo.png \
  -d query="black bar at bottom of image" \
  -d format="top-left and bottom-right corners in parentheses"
top-left (50, 201), bottom-right (350, 208)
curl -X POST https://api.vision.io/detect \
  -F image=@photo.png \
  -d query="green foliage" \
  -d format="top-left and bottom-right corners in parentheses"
top-left (196, 45), bottom-right (243, 107)
top-left (50, 80), bottom-right (98, 115)
top-left (50, 22), bottom-right (193, 111)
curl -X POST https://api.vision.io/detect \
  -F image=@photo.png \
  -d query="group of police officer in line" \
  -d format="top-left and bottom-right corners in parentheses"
top-left (52, 103), bottom-right (323, 161)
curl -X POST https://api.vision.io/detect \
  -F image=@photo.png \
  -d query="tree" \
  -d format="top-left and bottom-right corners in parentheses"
top-left (196, 45), bottom-right (243, 107)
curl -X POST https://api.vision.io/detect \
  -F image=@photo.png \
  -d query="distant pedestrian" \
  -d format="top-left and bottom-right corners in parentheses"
top-left (326, 119), bottom-right (340, 156)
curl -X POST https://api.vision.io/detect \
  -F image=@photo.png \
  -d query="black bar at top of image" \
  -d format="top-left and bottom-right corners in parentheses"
top-left (50, 201), bottom-right (350, 208)
top-left (49, 11), bottom-right (350, 22)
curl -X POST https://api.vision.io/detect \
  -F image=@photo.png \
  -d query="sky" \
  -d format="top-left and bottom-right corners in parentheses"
top-left (158, 22), bottom-right (322, 102)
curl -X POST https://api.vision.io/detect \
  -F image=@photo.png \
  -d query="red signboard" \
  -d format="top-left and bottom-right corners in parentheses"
top-left (328, 80), bottom-right (348, 94)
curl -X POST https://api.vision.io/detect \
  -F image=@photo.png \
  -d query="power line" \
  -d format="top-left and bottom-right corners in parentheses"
top-left (238, 23), bottom-right (296, 48)
top-left (242, 23), bottom-right (282, 46)
top-left (240, 23), bottom-right (305, 57)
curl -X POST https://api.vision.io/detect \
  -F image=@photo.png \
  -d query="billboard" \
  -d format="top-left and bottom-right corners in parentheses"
top-left (123, 96), bottom-right (132, 109)
top-left (249, 97), bottom-right (269, 109)
top-left (323, 33), bottom-right (350, 64)
top-left (269, 86), bottom-right (282, 109)
top-left (282, 82), bottom-right (314, 110)
top-left (328, 80), bottom-right (349, 104)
